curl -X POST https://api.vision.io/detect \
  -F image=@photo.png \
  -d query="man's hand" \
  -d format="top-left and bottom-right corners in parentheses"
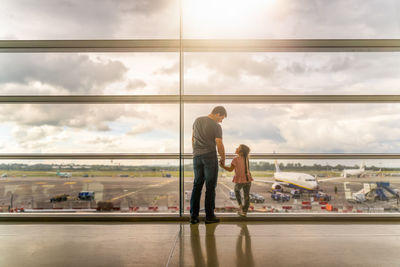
top-left (219, 160), bottom-right (225, 168)
top-left (219, 158), bottom-right (225, 167)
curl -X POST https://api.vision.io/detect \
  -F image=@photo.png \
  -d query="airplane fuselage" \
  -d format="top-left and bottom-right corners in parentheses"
top-left (342, 168), bottom-right (365, 177)
top-left (274, 172), bottom-right (318, 191)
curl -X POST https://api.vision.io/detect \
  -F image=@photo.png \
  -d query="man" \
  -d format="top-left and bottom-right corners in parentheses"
top-left (190, 106), bottom-right (227, 224)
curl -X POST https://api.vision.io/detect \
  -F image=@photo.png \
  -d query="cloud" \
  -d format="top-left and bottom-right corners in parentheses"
top-left (182, 0), bottom-right (400, 39)
top-left (127, 124), bottom-right (154, 135)
top-left (0, 0), bottom-right (178, 39)
top-left (186, 54), bottom-right (277, 79)
top-left (12, 125), bottom-right (69, 151)
top-left (86, 136), bottom-right (118, 145)
top-left (183, 104), bottom-right (400, 154)
top-left (2, 1), bottom-right (400, 156)
top-left (154, 62), bottom-right (179, 75)
top-left (126, 79), bottom-right (147, 90)
top-left (0, 104), bottom-right (180, 153)
top-left (183, 52), bottom-right (400, 95)
top-left (0, 104), bottom-right (129, 131)
top-left (279, 0), bottom-right (400, 39)
top-left (0, 54), bottom-right (127, 94)
top-left (121, 0), bottom-right (170, 15)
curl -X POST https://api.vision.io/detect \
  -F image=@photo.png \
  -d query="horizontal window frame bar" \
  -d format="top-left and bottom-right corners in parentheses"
top-left (0, 153), bottom-right (400, 160)
top-left (0, 95), bottom-right (178, 104)
top-left (0, 40), bottom-right (180, 53)
top-left (184, 39), bottom-right (400, 52)
top-left (2, 213), bottom-right (400, 222)
top-left (1, 39), bottom-right (400, 52)
top-left (1, 95), bottom-right (400, 103)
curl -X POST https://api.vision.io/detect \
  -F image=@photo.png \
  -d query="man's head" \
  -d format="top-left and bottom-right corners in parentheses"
top-left (209, 106), bottom-right (227, 123)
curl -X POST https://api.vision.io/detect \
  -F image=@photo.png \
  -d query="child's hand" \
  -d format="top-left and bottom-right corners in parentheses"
top-left (219, 162), bottom-right (225, 168)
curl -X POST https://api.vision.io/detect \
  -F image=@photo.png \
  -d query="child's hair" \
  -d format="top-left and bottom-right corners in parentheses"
top-left (239, 144), bottom-right (251, 181)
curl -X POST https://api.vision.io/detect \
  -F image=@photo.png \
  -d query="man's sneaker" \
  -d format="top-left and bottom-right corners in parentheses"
top-left (190, 217), bottom-right (200, 224)
top-left (239, 212), bottom-right (247, 217)
top-left (205, 216), bottom-right (220, 224)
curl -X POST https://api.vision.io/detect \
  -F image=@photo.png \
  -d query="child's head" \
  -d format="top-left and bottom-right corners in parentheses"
top-left (236, 144), bottom-right (250, 158)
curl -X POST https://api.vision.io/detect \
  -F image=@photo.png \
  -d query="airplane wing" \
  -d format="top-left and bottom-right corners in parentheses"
top-left (253, 179), bottom-right (289, 187)
top-left (361, 170), bottom-right (383, 177)
top-left (318, 176), bottom-right (347, 183)
top-left (318, 176), bottom-right (375, 186)
top-left (253, 179), bottom-right (274, 184)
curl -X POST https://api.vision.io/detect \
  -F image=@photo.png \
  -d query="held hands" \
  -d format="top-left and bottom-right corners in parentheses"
top-left (219, 158), bottom-right (225, 168)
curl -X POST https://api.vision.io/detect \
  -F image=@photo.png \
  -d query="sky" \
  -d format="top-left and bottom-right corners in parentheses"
top-left (1, 0), bottom-right (400, 166)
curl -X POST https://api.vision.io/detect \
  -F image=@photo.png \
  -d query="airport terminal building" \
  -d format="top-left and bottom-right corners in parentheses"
top-left (1, 1), bottom-right (400, 266)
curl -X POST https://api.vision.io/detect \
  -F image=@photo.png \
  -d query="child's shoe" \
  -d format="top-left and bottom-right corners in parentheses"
top-left (237, 205), bottom-right (243, 216)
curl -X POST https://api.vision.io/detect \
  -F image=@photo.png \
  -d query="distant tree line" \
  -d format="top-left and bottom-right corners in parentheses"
top-left (0, 162), bottom-right (397, 172)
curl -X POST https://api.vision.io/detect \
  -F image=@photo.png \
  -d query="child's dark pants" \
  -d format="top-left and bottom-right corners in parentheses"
top-left (234, 182), bottom-right (251, 212)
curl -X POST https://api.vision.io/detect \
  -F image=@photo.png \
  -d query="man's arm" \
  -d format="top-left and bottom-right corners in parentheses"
top-left (215, 138), bottom-right (225, 166)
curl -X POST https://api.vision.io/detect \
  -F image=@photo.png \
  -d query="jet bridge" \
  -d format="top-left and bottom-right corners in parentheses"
top-left (345, 182), bottom-right (399, 202)
top-left (375, 182), bottom-right (400, 201)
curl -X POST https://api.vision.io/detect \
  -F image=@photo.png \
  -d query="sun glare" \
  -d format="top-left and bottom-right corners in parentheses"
top-left (183, 0), bottom-right (276, 38)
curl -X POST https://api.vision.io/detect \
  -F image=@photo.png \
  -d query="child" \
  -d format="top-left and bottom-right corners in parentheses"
top-left (220, 144), bottom-right (253, 217)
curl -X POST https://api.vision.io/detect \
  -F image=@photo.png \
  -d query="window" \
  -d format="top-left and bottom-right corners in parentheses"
top-left (1, 1), bottom-right (400, 216)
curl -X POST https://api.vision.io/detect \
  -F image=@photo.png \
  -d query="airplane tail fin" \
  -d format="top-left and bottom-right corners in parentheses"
top-left (360, 161), bottom-right (365, 170)
top-left (274, 160), bottom-right (280, 172)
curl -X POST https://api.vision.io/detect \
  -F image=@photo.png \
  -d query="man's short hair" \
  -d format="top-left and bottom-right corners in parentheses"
top-left (211, 106), bottom-right (227, 117)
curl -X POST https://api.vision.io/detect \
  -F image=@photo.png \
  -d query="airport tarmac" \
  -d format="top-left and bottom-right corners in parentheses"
top-left (1, 175), bottom-right (400, 213)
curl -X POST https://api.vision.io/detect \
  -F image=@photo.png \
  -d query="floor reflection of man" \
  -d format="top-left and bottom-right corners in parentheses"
top-left (236, 224), bottom-right (255, 267)
top-left (190, 224), bottom-right (219, 267)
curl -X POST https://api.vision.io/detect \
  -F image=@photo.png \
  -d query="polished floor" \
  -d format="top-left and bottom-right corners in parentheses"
top-left (1, 222), bottom-right (400, 266)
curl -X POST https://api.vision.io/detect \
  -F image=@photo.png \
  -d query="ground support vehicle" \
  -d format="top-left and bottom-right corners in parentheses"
top-left (50, 194), bottom-right (69, 202)
top-left (97, 201), bottom-right (114, 211)
top-left (313, 191), bottom-right (331, 202)
top-left (271, 191), bottom-right (290, 202)
top-left (250, 193), bottom-right (265, 203)
top-left (290, 189), bottom-right (301, 199)
top-left (78, 191), bottom-right (95, 201)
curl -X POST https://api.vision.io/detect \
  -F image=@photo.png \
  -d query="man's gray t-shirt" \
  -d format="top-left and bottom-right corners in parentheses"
top-left (192, 116), bottom-right (222, 156)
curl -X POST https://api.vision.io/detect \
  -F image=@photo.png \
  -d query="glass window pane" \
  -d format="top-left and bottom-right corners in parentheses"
top-left (184, 52), bottom-right (400, 95)
top-left (0, 0), bottom-right (179, 39)
top-left (0, 104), bottom-right (178, 153)
top-left (184, 159), bottom-right (400, 214)
top-left (0, 159), bottom-right (179, 213)
top-left (183, 0), bottom-right (400, 39)
top-left (184, 104), bottom-right (400, 154)
top-left (0, 53), bottom-right (178, 95)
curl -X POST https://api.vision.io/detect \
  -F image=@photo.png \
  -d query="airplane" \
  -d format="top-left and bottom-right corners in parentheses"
top-left (256, 161), bottom-right (319, 192)
top-left (341, 162), bottom-right (366, 178)
top-left (57, 171), bottom-right (72, 178)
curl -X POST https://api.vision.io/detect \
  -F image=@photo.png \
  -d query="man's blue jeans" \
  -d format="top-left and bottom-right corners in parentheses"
top-left (190, 151), bottom-right (219, 219)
